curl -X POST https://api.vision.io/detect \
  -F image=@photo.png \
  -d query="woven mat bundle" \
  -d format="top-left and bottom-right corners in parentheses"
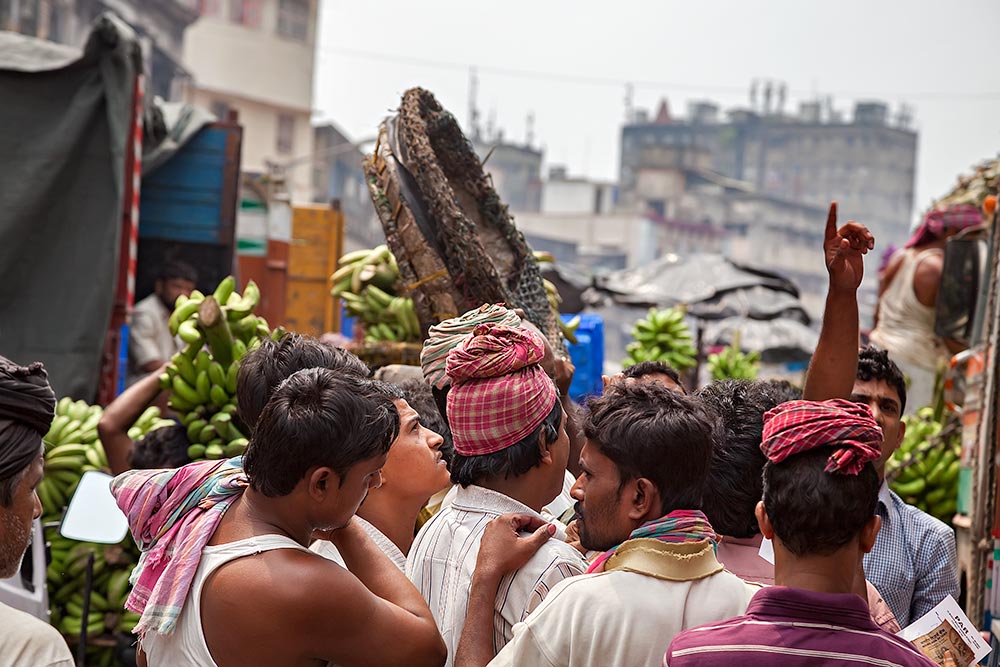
top-left (363, 87), bottom-right (563, 351)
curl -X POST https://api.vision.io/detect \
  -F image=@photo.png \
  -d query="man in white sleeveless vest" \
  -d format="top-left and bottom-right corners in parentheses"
top-left (870, 203), bottom-right (982, 412)
top-left (113, 369), bottom-right (446, 667)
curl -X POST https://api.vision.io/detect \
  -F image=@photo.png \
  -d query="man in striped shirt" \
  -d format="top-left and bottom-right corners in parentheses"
top-left (664, 399), bottom-right (936, 667)
top-left (406, 325), bottom-right (586, 666)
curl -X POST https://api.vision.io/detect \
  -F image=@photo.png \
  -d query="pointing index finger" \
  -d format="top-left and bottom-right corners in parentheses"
top-left (824, 202), bottom-right (838, 241)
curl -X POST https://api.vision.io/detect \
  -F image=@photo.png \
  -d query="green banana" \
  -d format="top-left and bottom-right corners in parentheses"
top-left (169, 297), bottom-right (203, 336)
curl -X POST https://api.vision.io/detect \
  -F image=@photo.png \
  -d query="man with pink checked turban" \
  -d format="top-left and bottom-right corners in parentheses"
top-left (406, 324), bottom-right (586, 666)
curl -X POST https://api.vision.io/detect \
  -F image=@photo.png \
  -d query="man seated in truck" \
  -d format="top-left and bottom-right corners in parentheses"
top-left (127, 260), bottom-right (197, 386)
top-left (0, 355), bottom-right (74, 666)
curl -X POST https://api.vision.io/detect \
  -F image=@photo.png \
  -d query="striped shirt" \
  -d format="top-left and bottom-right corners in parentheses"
top-left (864, 482), bottom-right (959, 626)
top-left (664, 586), bottom-right (937, 667)
top-left (406, 485), bottom-right (586, 666)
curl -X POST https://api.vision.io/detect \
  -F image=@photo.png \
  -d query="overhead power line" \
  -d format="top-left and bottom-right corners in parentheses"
top-left (318, 46), bottom-right (1000, 102)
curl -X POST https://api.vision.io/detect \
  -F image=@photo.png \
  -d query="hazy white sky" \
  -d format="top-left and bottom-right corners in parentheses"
top-left (314, 0), bottom-right (1000, 221)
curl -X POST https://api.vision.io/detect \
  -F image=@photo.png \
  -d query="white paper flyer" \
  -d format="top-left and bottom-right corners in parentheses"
top-left (898, 595), bottom-right (990, 666)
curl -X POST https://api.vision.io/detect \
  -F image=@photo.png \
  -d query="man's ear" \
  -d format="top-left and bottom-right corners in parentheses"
top-left (308, 467), bottom-right (339, 500)
top-left (860, 515), bottom-right (882, 554)
top-left (896, 418), bottom-right (906, 449)
top-left (628, 478), bottom-right (661, 522)
top-left (755, 501), bottom-right (775, 539)
top-left (538, 426), bottom-right (555, 465)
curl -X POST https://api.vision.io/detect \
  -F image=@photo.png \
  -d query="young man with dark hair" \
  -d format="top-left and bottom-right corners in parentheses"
top-left (312, 380), bottom-right (451, 570)
top-left (114, 369), bottom-right (446, 667)
top-left (128, 260), bottom-right (198, 385)
top-left (407, 325), bottom-right (586, 666)
top-left (455, 382), bottom-right (756, 667)
top-left (698, 379), bottom-right (779, 583)
top-left (0, 356), bottom-right (74, 666)
top-left (664, 399), bottom-right (934, 667)
top-left (804, 203), bottom-right (959, 626)
top-left (236, 331), bottom-right (370, 432)
top-left (699, 379), bottom-right (899, 630)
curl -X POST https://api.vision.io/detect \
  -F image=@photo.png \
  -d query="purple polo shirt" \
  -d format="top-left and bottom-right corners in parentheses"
top-left (664, 586), bottom-right (936, 667)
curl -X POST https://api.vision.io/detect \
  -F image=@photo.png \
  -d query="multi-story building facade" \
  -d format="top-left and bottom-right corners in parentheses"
top-left (179, 0), bottom-right (318, 202)
top-left (620, 98), bottom-right (918, 248)
top-left (1, 0), bottom-right (196, 101)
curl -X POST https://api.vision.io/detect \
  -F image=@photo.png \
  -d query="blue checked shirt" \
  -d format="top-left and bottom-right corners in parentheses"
top-left (863, 482), bottom-right (959, 626)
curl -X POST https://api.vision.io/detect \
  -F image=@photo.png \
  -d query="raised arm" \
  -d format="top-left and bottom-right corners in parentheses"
top-left (803, 203), bottom-right (874, 401)
top-left (98, 362), bottom-right (168, 475)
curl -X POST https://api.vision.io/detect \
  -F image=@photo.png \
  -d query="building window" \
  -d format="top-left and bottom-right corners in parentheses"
top-left (229, 0), bottom-right (262, 27)
top-left (277, 113), bottom-right (295, 154)
top-left (277, 0), bottom-right (309, 41)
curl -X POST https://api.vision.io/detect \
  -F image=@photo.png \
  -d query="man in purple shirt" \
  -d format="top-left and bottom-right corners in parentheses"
top-left (664, 399), bottom-right (935, 667)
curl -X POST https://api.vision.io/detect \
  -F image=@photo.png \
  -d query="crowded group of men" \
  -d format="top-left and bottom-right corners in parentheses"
top-left (0, 205), bottom-right (960, 667)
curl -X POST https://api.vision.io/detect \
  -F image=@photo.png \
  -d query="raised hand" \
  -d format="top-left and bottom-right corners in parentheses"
top-left (824, 202), bottom-right (875, 292)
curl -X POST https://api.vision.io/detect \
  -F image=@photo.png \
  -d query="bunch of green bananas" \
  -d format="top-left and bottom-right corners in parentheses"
top-left (40, 399), bottom-right (109, 521)
top-left (47, 528), bottom-right (142, 663)
top-left (162, 276), bottom-right (269, 462)
top-left (887, 407), bottom-right (960, 521)
top-left (535, 252), bottom-right (581, 345)
top-left (331, 246), bottom-right (422, 343)
top-left (707, 338), bottom-right (761, 381)
top-left (624, 307), bottom-right (698, 370)
top-left (125, 405), bottom-right (175, 441)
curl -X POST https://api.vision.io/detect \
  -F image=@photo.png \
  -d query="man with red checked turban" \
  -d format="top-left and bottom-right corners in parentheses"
top-left (406, 325), bottom-right (586, 666)
top-left (664, 399), bottom-right (935, 667)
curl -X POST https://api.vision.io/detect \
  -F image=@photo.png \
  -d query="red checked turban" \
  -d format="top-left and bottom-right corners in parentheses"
top-left (420, 304), bottom-right (522, 390)
top-left (761, 399), bottom-right (883, 475)
top-left (445, 324), bottom-right (558, 456)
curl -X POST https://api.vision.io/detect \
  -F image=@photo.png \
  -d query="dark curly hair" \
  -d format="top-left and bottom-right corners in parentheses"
top-left (584, 382), bottom-right (714, 515)
top-left (450, 398), bottom-right (562, 487)
top-left (237, 333), bottom-right (370, 432)
top-left (697, 380), bottom-right (784, 538)
top-left (131, 424), bottom-right (191, 469)
top-left (858, 346), bottom-right (907, 412)
top-left (621, 361), bottom-right (686, 393)
top-left (244, 369), bottom-right (398, 497)
top-left (763, 447), bottom-right (879, 556)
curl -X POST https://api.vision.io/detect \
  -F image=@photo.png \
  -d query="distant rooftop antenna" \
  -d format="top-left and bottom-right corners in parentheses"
top-left (624, 82), bottom-right (634, 122)
top-left (468, 67), bottom-right (480, 140)
top-left (525, 111), bottom-right (535, 147)
top-left (750, 79), bottom-right (758, 110)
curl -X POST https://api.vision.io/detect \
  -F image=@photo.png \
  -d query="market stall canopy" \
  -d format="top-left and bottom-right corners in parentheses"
top-left (587, 252), bottom-right (810, 324)
top-left (703, 316), bottom-right (819, 364)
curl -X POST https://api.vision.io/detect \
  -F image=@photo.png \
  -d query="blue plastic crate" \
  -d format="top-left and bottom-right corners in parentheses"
top-left (561, 313), bottom-right (604, 403)
top-left (116, 324), bottom-right (130, 396)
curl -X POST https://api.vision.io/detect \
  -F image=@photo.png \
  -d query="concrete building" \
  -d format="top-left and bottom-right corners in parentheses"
top-left (1, 0), bottom-right (197, 101)
top-left (179, 0), bottom-right (318, 202)
top-left (312, 122), bottom-right (383, 252)
top-left (472, 134), bottom-right (543, 213)
top-left (620, 96), bottom-right (918, 249)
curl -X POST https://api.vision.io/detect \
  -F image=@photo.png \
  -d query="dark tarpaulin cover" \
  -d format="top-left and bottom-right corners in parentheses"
top-left (0, 15), bottom-right (141, 400)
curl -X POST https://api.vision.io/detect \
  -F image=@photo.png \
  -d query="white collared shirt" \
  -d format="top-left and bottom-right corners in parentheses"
top-left (406, 485), bottom-right (587, 666)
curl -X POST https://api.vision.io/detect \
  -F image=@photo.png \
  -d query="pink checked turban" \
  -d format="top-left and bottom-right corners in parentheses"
top-left (760, 399), bottom-right (883, 475)
top-left (446, 324), bottom-right (558, 456)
